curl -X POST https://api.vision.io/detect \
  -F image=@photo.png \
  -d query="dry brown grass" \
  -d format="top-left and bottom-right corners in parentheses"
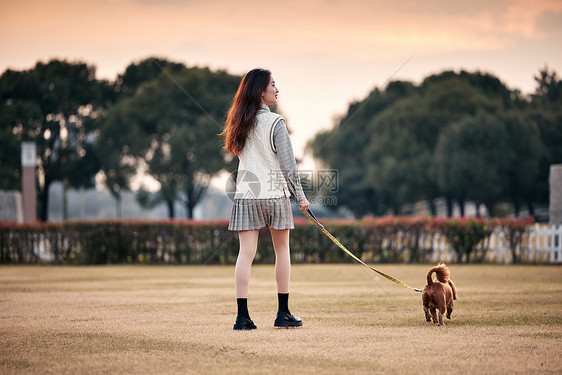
top-left (1, 264), bottom-right (561, 374)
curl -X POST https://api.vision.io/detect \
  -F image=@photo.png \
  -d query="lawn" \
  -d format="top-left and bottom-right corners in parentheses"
top-left (1, 264), bottom-right (561, 374)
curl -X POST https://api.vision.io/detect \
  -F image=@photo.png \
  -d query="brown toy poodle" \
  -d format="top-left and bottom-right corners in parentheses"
top-left (422, 263), bottom-right (457, 326)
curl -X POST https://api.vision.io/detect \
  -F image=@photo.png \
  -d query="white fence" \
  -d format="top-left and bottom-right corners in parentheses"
top-left (430, 223), bottom-right (562, 264)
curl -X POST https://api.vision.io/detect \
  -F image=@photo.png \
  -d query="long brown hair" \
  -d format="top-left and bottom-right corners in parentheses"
top-left (222, 68), bottom-right (271, 155)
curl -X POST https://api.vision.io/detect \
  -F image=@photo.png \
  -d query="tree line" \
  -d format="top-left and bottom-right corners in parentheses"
top-left (1, 59), bottom-right (561, 221)
top-left (308, 68), bottom-right (562, 218)
top-left (0, 57), bottom-right (241, 220)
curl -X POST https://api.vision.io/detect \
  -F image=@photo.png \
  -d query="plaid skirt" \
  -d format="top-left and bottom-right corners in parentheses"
top-left (228, 198), bottom-right (294, 231)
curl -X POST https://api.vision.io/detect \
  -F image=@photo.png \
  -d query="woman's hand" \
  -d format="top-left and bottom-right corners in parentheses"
top-left (299, 198), bottom-right (309, 211)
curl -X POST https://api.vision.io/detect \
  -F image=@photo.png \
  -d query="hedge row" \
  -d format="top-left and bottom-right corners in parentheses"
top-left (0, 217), bottom-right (534, 264)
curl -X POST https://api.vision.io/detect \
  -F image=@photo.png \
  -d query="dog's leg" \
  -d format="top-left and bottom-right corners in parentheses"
top-left (423, 306), bottom-right (431, 322)
top-left (430, 308), bottom-right (438, 324)
top-left (446, 300), bottom-right (454, 319)
top-left (438, 296), bottom-right (446, 326)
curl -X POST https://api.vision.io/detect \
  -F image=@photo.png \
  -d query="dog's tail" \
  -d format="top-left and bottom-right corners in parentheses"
top-left (448, 279), bottom-right (458, 300)
top-left (426, 263), bottom-right (450, 285)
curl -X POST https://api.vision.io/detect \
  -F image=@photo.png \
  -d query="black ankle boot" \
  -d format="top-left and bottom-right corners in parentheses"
top-left (274, 311), bottom-right (303, 328)
top-left (233, 316), bottom-right (257, 330)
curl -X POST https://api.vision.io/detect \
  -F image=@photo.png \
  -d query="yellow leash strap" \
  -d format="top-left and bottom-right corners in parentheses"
top-left (301, 208), bottom-right (422, 293)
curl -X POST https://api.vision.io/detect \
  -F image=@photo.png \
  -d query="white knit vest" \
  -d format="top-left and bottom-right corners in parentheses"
top-left (234, 111), bottom-right (289, 200)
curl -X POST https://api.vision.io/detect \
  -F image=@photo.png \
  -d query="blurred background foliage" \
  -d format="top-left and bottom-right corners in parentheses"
top-left (1, 57), bottom-right (240, 220)
top-left (308, 68), bottom-right (562, 218)
top-left (1, 58), bottom-right (561, 221)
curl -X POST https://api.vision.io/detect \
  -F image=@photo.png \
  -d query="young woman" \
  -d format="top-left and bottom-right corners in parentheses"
top-left (222, 68), bottom-right (309, 330)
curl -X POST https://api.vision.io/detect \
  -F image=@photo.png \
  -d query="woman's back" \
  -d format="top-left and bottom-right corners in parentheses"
top-left (235, 105), bottom-right (289, 200)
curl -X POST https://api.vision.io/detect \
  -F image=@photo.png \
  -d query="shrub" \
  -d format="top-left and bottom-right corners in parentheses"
top-left (0, 216), bottom-right (534, 265)
top-left (427, 217), bottom-right (494, 263)
top-left (496, 217), bottom-right (535, 263)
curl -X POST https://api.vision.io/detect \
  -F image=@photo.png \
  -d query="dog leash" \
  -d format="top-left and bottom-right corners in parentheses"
top-left (301, 208), bottom-right (423, 293)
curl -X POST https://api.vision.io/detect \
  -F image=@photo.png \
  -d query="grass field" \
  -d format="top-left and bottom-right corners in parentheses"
top-left (1, 263), bottom-right (561, 374)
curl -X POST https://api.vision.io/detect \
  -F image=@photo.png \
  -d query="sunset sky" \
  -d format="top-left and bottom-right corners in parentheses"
top-left (2, 0), bottom-right (561, 170)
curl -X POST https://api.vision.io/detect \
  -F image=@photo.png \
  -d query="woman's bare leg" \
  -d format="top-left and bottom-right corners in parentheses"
top-left (269, 227), bottom-right (302, 327)
top-left (235, 230), bottom-right (259, 298)
top-left (269, 228), bottom-right (291, 293)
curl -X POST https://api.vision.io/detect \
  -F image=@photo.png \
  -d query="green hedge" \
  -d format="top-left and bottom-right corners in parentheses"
top-left (0, 217), bottom-right (534, 265)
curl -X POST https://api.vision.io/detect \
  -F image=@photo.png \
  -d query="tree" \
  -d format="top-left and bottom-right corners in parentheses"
top-left (0, 98), bottom-right (33, 189)
top-left (434, 113), bottom-right (511, 216)
top-left (525, 67), bottom-right (562, 213)
top-left (113, 56), bottom-right (185, 99)
top-left (93, 57), bottom-right (184, 217)
top-left (532, 66), bottom-right (562, 105)
top-left (98, 64), bottom-right (240, 218)
top-left (421, 70), bottom-right (514, 109)
top-left (364, 95), bottom-right (443, 215)
top-left (502, 112), bottom-right (541, 215)
top-left (0, 59), bottom-right (110, 220)
top-left (307, 81), bottom-right (417, 216)
top-left (92, 102), bottom-right (138, 218)
top-left (421, 73), bottom-right (508, 216)
top-left (308, 70), bottom-right (519, 217)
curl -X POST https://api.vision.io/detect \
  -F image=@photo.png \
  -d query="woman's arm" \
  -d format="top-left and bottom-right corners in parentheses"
top-left (273, 119), bottom-right (309, 210)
